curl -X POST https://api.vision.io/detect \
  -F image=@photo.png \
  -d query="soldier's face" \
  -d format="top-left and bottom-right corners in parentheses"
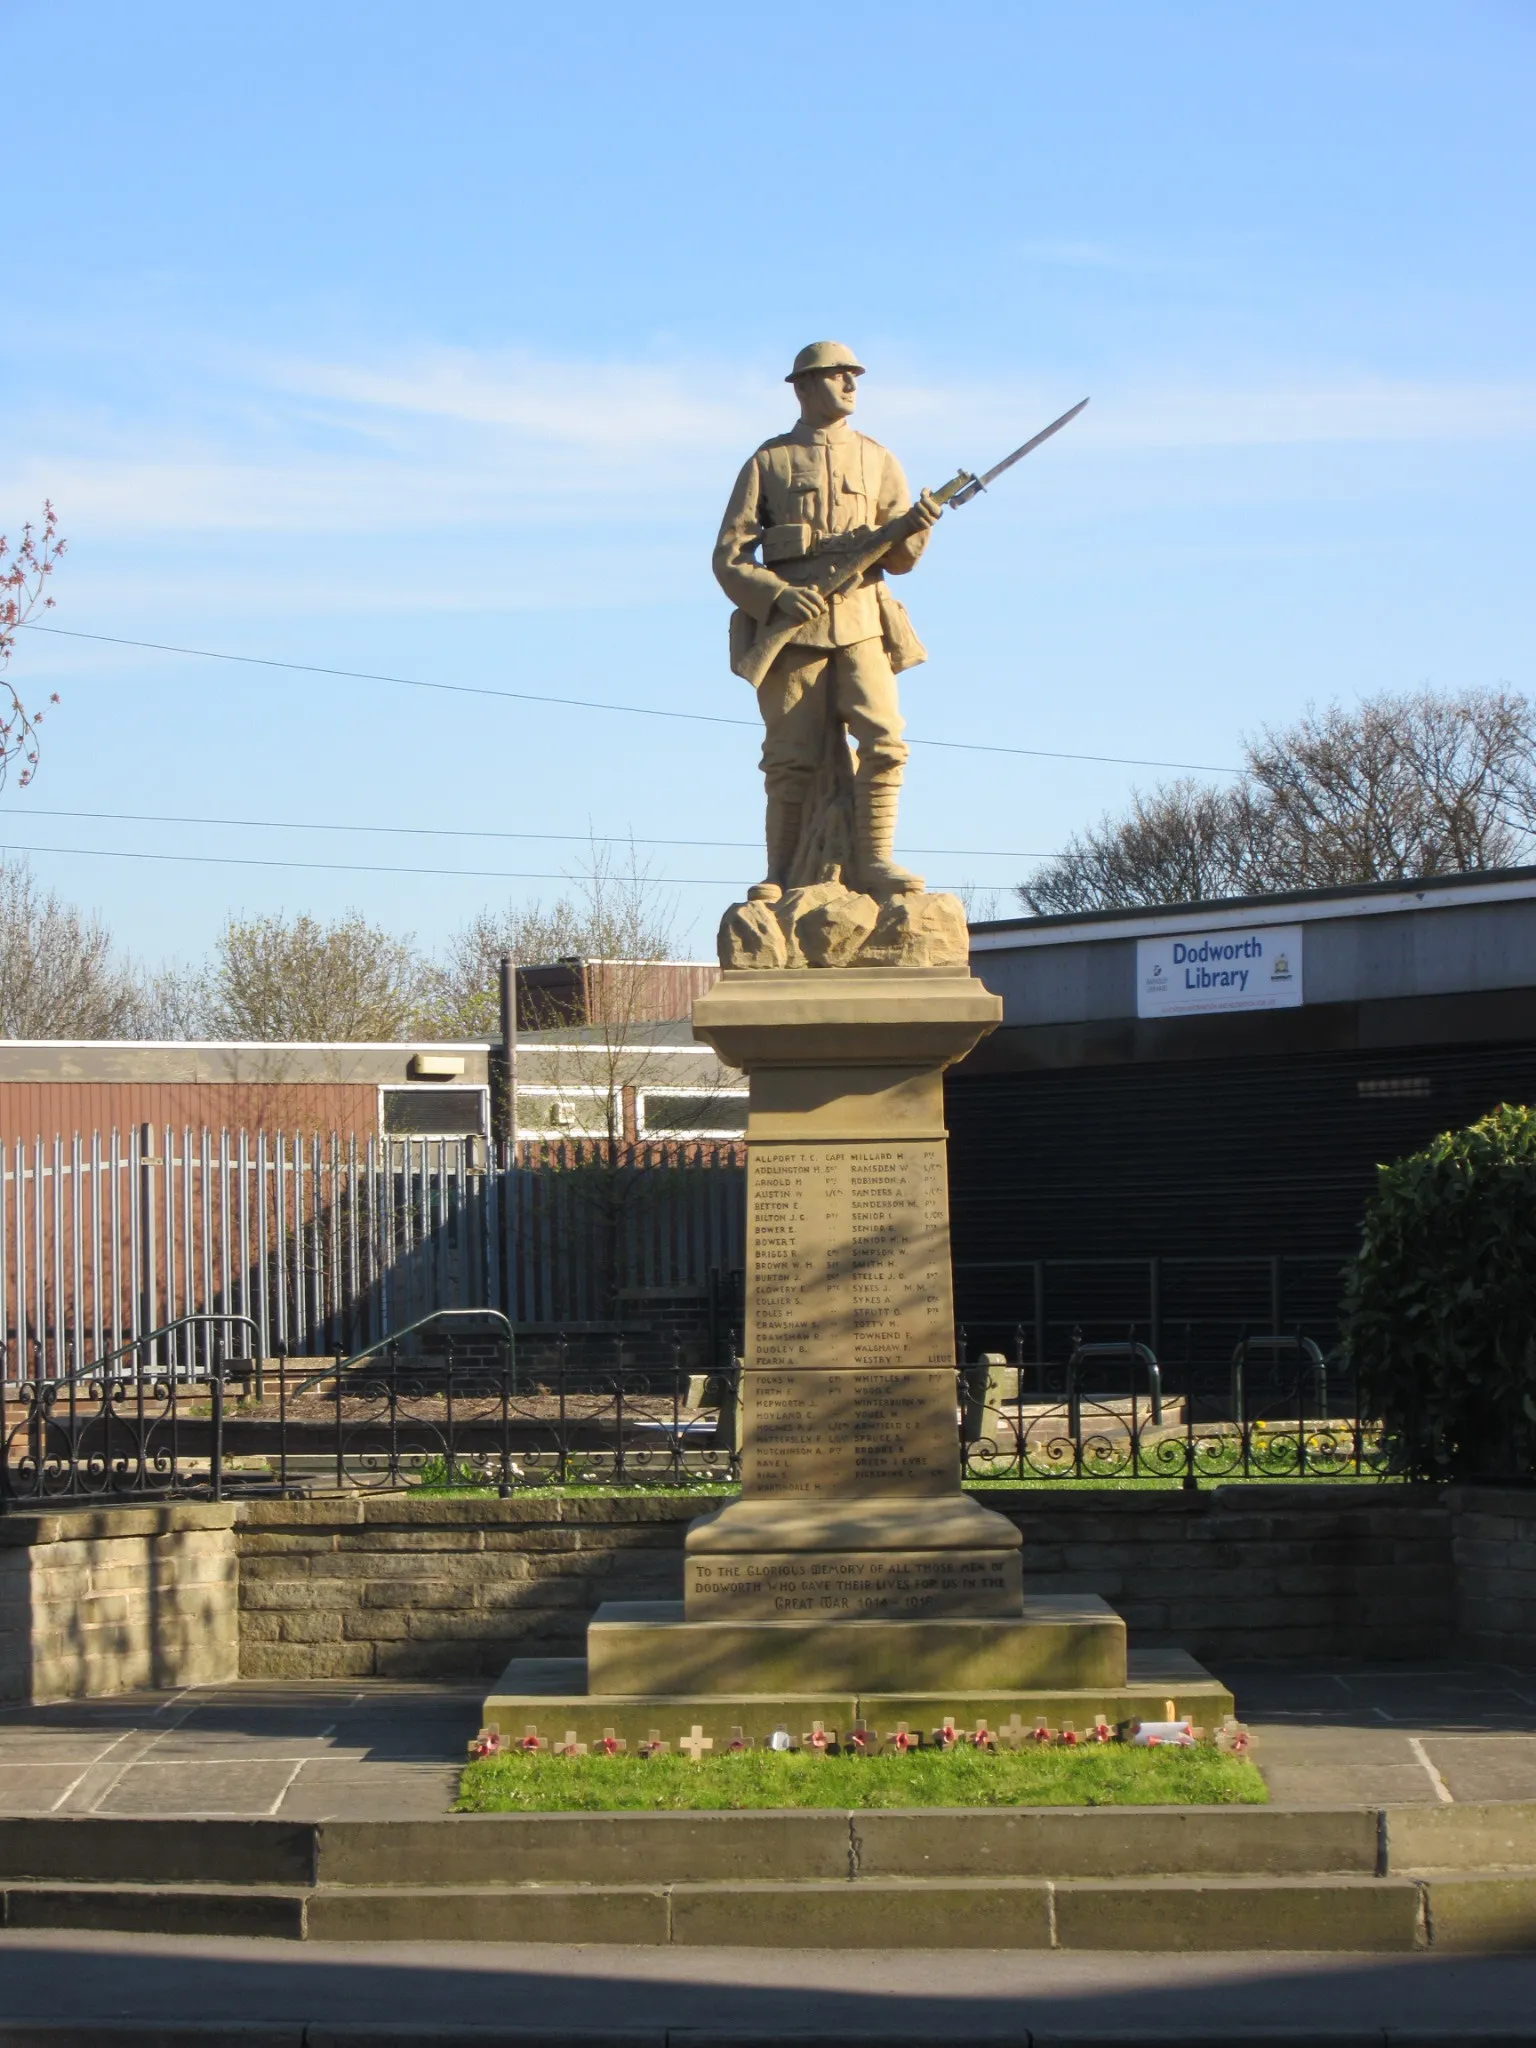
top-left (795, 368), bottom-right (859, 427)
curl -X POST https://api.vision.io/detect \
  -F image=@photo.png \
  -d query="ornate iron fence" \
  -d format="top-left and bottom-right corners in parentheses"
top-left (956, 1317), bottom-right (1379, 1483)
top-left (3, 1307), bottom-right (1384, 1505)
top-left (0, 1309), bottom-right (744, 1506)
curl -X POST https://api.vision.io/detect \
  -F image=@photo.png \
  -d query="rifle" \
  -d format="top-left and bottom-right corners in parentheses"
top-left (733, 397), bottom-right (1089, 690)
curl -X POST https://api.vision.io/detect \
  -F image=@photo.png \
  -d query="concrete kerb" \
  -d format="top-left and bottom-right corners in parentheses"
top-left (5, 1805), bottom-right (1536, 1891)
top-left (315, 1813), bottom-right (855, 1887)
top-left (0, 1818), bottom-right (317, 1887)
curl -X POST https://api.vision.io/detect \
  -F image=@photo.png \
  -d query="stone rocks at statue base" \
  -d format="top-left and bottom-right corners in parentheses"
top-left (797, 888), bottom-right (879, 966)
top-left (718, 878), bottom-right (967, 971)
top-left (860, 890), bottom-right (970, 968)
top-left (775, 879), bottom-right (849, 968)
top-left (717, 897), bottom-right (788, 968)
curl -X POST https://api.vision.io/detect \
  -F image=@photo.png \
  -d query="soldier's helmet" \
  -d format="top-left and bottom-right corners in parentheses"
top-left (786, 340), bottom-right (866, 383)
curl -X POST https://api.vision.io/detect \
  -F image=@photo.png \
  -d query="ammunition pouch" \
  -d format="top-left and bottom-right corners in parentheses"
top-left (761, 522), bottom-right (813, 564)
top-left (728, 608), bottom-right (758, 675)
top-left (877, 584), bottom-right (928, 673)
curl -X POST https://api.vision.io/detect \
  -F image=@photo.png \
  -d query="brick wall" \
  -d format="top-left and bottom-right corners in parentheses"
top-left (0, 1505), bottom-right (239, 1704)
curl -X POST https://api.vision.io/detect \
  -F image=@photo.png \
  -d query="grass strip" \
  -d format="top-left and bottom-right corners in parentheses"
top-left (457, 1744), bottom-right (1265, 1811)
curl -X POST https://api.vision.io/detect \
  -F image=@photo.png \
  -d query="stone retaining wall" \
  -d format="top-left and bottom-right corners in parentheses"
top-left (235, 1494), bottom-right (693, 1681)
top-left (0, 1505), bottom-right (238, 1703)
top-left (1452, 1486), bottom-right (1536, 1665)
top-left (230, 1483), bottom-right (1516, 1683)
top-left (3, 1482), bottom-right (1530, 1700)
top-left (1011, 1486), bottom-right (1457, 1666)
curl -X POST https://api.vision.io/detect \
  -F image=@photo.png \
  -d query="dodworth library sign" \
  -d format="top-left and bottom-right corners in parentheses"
top-left (1136, 923), bottom-right (1303, 1020)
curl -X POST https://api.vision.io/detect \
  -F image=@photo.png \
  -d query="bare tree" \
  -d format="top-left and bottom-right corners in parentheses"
top-left (1247, 689), bottom-right (1536, 887)
top-left (953, 884), bottom-right (1008, 925)
top-left (0, 503), bottom-right (64, 791)
top-left (431, 899), bottom-right (594, 1039)
top-left (202, 911), bottom-right (431, 1040)
top-left (1020, 688), bottom-right (1536, 914)
top-left (433, 837), bottom-right (687, 1139)
top-left (1022, 779), bottom-right (1254, 915)
top-left (0, 861), bottom-right (139, 1036)
top-left (496, 840), bottom-right (686, 1147)
top-left (126, 961), bottom-right (212, 1039)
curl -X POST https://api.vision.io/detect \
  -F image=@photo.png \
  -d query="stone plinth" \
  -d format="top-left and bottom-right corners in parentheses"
top-left (683, 1495), bottom-right (1022, 1620)
top-left (677, 967), bottom-right (1018, 1688)
top-left (587, 1596), bottom-right (1124, 1695)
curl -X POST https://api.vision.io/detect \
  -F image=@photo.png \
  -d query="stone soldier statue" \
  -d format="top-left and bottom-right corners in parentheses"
top-left (714, 341), bottom-right (943, 903)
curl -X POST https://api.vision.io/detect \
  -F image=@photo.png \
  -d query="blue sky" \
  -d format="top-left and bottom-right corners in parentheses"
top-left (2, 0), bottom-right (1532, 969)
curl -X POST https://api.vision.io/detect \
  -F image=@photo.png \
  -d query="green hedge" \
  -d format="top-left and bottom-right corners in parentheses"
top-left (1341, 1103), bottom-right (1536, 1481)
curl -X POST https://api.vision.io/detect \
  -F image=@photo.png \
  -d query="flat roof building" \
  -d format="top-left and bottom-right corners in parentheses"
top-left (949, 868), bottom-right (1536, 1354)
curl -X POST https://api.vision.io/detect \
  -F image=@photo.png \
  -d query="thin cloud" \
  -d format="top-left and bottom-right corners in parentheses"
top-left (266, 347), bottom-right (768, 451)
top-left (6, 336), bottom-right (1533, 558)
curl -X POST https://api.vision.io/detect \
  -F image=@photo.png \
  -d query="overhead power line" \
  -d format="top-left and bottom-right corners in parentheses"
top-left (0, 840), bottom-right (749, 886)
top-left (8, 805), bottom-right (1057, 863)
top-left (0, 839), bottom-right (1003, 896)
top-left (19, 624), bottom-right (1244, 776)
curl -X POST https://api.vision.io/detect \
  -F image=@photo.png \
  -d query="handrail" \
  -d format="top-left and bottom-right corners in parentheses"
top-left (1230, 1332), bottom-right (1328, 1428)
top-left (289, 1307), bottom-right (514, 1398)
top-left (55, 1313), bottom-right (265, 1386)
top-left (1066, 1339), bottom-right (1163, 1435)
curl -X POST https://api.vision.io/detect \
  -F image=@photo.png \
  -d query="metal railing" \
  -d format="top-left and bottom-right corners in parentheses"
top-left (4, 1308), bottom-right (1385, 1505)
top-left (1, 1309), bottom-right (745, 1507)
top-left (957, 1320), bottom-right (1377, 1484)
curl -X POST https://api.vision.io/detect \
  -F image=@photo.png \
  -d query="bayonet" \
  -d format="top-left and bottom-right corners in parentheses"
top-left (937, 396), bottom-right (1090, 508)
top-left (732, 396), bottom-right (1090, 689)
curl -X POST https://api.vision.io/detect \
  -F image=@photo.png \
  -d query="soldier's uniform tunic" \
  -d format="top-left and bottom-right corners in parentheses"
top-left (713, 418), bottom-right (930, 800)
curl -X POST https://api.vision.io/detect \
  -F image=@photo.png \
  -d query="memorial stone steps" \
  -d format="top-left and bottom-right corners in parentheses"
top-left (1, 1807), bottom-right (1535, 1950)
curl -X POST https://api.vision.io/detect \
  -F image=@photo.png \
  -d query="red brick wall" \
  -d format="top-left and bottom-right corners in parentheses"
top-left (0, 1082), bottom-right (382, 1151)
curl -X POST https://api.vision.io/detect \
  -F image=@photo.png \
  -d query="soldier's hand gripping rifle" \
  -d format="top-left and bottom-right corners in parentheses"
top-left (734, 397), bottom-right (1090, 690)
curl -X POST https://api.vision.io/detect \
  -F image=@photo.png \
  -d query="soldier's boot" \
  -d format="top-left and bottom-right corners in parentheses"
top-left (748, 792), bottom-right (804, 902)
top-left (855, 772), bottom-right (924, 897)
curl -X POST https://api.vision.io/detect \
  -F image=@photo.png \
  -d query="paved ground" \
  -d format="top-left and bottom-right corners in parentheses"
top-left (2, 1663), bottom-right (1536, 1817)
top-left (2, 1932), bottom-right (1536, 2039)
top-left (0, 1683), bottom-right (474, 1821)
